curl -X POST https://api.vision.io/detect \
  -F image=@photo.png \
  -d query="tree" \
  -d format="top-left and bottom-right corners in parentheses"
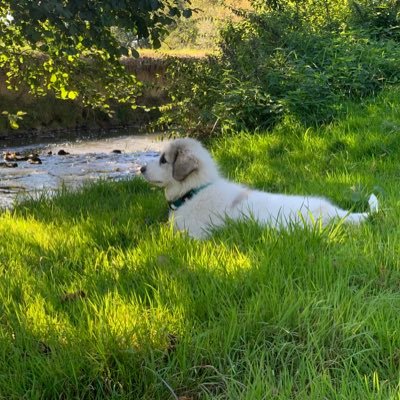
top-left (0, 0), bottom-right (191, 126)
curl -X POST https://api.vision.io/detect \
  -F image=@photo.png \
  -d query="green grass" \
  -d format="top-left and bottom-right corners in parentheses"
top-left (2, 87), bottom-right (400, 398)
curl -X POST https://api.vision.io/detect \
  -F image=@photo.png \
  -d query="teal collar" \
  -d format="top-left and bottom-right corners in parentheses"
top-left (168, 183), bottom-right (212, 211)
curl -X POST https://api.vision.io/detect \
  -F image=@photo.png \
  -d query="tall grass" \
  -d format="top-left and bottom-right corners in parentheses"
top-left (1, 88), bottom-right (400, 398)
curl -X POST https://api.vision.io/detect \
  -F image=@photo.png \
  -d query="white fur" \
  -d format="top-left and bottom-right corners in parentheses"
top-left (141, 138), bottom-right (378, 239)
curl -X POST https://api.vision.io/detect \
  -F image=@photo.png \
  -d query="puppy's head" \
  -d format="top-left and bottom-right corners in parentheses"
top-left (140, 138), bottom-right (218, 194)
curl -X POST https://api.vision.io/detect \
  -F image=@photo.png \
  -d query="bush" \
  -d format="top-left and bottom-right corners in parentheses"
top-left (156, 56), bottom-right (223, 135)
top-left (213, 76), bottom-right (284, 133)
top-left (158, 3), bottom-right (400, 135)
top-left (350, 0), bottom-right (400, 41)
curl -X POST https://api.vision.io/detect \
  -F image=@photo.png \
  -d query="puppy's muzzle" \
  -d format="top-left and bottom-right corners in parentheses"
top-left (140, 165), bottom-right (147, 174)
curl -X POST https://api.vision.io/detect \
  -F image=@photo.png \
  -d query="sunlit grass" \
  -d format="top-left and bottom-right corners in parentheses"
top-left (1, 88), bottom-right (400, 398)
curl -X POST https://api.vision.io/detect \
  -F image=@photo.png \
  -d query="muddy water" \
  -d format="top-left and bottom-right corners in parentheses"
top-left (0, 134), bottom-right (164, 209)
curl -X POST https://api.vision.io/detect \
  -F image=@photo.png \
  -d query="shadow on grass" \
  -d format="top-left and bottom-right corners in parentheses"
top-left (14, 178), bottom-right (168, 249)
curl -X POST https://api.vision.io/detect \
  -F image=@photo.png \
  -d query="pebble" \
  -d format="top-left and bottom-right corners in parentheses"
top-left (3, 152), bottom-right (28, 162)
top-left (28, 157), bottom-right (42, 165)
top-left (0, 162), bottom-right (18, 168)
top-left (57, 149), bottom-right (70, 155)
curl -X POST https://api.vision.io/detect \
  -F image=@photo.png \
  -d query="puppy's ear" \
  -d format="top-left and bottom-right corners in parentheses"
top-left (172, 148), bottom-right (199, 181)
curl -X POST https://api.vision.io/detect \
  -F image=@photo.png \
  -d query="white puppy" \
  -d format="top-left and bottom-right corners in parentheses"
top-left (140, 138), bottom-right (378, 239)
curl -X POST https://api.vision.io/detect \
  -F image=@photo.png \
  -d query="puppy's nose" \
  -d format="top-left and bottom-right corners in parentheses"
top-left (140, 165), bottom-right (147, 174)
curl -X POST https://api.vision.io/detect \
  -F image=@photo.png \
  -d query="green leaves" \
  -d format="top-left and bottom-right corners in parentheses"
top-left (0, 0), bottom-right (192, 118)
top-left (1, 110), bottom-right (27, 129)
top-left (67, 90), bottom-right (78, 100)
top-left (7, 0), bottom-right (192, 57)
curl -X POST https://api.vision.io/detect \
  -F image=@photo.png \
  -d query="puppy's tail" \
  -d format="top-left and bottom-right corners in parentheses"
top-left (340, 193), bottom-right (379, 224)
top-left (368, 193), bottom-right (379, 214)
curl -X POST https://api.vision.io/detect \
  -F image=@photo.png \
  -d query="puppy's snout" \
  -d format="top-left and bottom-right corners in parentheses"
top-left (140, 165), bottom-right (147, 174)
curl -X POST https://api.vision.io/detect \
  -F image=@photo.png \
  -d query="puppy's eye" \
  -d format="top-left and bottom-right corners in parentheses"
top-left (160, 154), bottom-right (167, 165)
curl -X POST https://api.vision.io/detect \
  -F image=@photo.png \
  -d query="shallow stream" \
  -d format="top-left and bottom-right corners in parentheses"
top-left (0, 134), bottom-right (164, 209)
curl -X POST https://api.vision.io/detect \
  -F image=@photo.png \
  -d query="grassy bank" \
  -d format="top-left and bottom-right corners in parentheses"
top-left (1, 87), bottom-right (400, 398)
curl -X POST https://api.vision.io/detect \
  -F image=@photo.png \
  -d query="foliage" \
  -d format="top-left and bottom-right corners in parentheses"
top-left (156, 56), bottom-right (224, 134)
top-left (161, 0), bottom-right (251, 50)
top-left (163, 17), bottom-right (201, 49)
top-left (0, 0), bottom-right (191, 127)
top-left (1, 110), bottom-right (26, 129)
top-left (250, 0), bottom-right (349, 30)
top-left (158, 57), bottom-right (283, 135)
top-left (4, 0), bottom-right (192, 55)
top-left (350, 0), bottom-right (400, 41)
top-left (159, 1), bottom-right (400, 134)
top-left (213, 75), bottom-right (284, 133)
